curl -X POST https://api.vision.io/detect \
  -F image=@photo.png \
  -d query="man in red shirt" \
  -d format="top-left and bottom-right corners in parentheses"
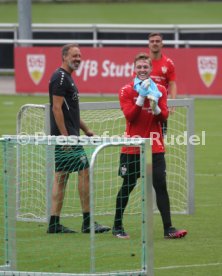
top-left (148, 32), bottom-right (177, 134)
top-left (148, 32), bottom-right (177, 101)
top-left (112, 52), bottom-right (187, 239)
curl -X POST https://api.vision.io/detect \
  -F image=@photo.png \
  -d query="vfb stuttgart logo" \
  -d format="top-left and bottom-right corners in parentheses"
top-left (197, 56), bottom-right (217, 88)
top-left (27, 54), bottom-right (46, 85)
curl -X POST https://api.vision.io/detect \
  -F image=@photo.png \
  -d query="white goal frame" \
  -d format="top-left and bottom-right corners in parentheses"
top-left (1, 136), bottom-right (153, 276)
top-left (15, 99), bottom-right (194, 223)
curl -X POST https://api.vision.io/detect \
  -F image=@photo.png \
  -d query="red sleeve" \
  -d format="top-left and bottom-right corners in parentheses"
top-left (155, 84), bottom-right (169, 121)
top-left (118, 84), bottom-right (142, 122)
top-left (167, 58), bottom-right (176, 82)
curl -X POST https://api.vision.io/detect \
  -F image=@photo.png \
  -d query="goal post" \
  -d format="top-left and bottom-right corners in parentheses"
top-left (16, 104), bottom-right (51, 222)
top-left (0, 136), bottom-right (153, 276)
top-left (15, 99), bottom-right (194, 222)
top-left (89, 139), bottom-right (153, 275)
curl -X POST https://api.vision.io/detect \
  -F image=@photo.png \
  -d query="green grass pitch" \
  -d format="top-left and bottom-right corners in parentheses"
top-left (0, 95), bottom-right (222, 275)
top-left (0, 1), bottom-right (222, 24)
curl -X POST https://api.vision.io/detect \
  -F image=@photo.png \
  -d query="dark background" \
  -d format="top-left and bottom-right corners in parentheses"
top-left (1, 28), bottom-right (222, 70)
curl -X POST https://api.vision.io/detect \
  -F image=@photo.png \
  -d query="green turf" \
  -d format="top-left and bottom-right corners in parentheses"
top-left (0, 96), bottom-right (222, 275)
top-left (0, 2), bottom-right (222, 24)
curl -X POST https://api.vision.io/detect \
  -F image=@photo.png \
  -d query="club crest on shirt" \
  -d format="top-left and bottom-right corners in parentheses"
top-left (121, 165), bottom-right (127, 176)
top-left (27, 54), bottom-right (46, 85)
top-left (161, 66), bottom-right (167, 74)
top-left (197, 56), bottom-right (217, 88)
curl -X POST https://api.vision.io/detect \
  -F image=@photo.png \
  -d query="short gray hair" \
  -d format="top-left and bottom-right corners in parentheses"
top-left (62, 43), bottom-right (79, 60)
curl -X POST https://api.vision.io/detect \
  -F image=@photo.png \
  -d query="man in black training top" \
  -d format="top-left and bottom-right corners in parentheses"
top-left (47, 43), bottom-right (111, 234)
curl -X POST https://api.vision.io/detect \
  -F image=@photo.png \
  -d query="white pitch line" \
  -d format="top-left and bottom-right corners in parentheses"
top-left (155, 262), bottom-right (222, 270)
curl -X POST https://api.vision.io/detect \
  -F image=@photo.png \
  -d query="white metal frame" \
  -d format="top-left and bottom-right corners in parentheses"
top-left (1, 136), bottom-right (153, 276)
top-left (0, 23), bottom-right (222, 47)
top-left (15, 99), bottom-right (195, 222)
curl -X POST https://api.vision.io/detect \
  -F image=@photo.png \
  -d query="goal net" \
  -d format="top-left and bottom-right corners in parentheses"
top-left (15, 100), bottom-right (194, 222)
top-left (0, 137), bottom-right (153, 275)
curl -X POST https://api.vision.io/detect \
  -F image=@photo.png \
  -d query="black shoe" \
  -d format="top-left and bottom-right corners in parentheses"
top-left (112, 226), bottom-right (130, 239)
top-left (47, 224), bottom-right (77, 234)
top-left (164, 226), bottom-right (187, 239)
top-left (82, 221), bottom-right (111, 233)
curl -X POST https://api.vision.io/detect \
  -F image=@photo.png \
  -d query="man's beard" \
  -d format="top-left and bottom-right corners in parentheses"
top-left (68, 61), bottom-right (80, 71)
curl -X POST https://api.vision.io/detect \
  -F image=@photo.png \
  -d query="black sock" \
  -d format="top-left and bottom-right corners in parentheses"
top-left (49, 215), bottom-right (60, 227)
top-left (164, 223), bottom-right (172, 231)
top-left (83, 212), bottom-right (90, 228)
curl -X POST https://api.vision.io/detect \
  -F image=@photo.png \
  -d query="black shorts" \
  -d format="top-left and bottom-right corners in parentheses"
top-left (55, 145), bottom-right (89, 173)
top-left (118, 153), bottom-right (140, 179)
top-left (118, 152), bottom-right (166, 180)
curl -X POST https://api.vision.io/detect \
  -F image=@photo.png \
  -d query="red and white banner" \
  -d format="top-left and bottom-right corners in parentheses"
top-left (15, 47), bottom-right (222, 95)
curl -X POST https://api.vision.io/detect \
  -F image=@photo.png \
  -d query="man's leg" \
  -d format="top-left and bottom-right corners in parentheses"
top-left (79, 168), bottom-right (111, 234)
top-left (152, 153), bottom-right (187, 239)
top-left (113, 154), bottom-right (139, 238)
top-left (51, 172), bottom-right (69, 215)
top-left (113, 175), bottom-right (137, 229)
top-left (152, 153), bottom-right (172, 230)
top-left (112, 176), bottom-right (137, 239)
top-left (78, 168), bottom-right (90, 213)
top-left (47, 172), bottom-right (76, 233)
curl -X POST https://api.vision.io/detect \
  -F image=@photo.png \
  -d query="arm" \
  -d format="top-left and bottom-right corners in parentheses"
top-left (80, 119), bottom-right (94, 136)
top-left (168, 81), bottom-right (177, 114)
top-left (168, 80), bottom-right (177, 99)
top-left (167, 58), bottom-right (177, 113)
top-left (52, 95), bottom-right (69, 136)
top-left (119, 85), bottom-right (142, 122)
